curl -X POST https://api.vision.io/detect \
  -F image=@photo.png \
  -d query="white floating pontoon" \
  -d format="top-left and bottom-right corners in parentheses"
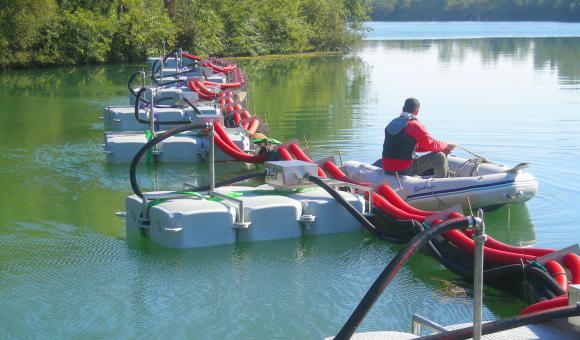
top-left (341, 156), bottom-right (537, 211)
top-left (103, 103), bottom-right (222, 131)
top-left (103, 128), bottom-right (253, 164)
top-left (125, 161), bottom-right (370, 249)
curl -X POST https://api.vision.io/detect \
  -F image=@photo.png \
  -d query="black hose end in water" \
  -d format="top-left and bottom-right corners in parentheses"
top-left (129, 124), bottom-right (208, 198)
top-left (335, 216), bottom-right (470, 340)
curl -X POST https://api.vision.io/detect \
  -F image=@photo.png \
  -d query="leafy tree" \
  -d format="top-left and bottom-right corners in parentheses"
top-left (58, 9), bottom-right (115, 64)
top-left (0, 0), bottom-right (58, 67)
top-left (109, 0), bottom-right (176, 62)
top-left (0, 0), bottom-right (370, 68)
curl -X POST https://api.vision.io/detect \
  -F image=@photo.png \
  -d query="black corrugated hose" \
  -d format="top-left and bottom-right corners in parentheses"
top-left (133, 87), bottom-right (203, 126)
top-left (129, 123), bottom-right (265, 198)
top-left (334, 216), bottom-right (472, 340)
top-left (418, 303), bottom-right (580, 340)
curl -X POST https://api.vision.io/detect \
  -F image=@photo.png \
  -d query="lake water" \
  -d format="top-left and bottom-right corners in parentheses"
top-left (365, 21), bottom-right (580, 40)
top-left (1, 23), bottom-right (580, 338)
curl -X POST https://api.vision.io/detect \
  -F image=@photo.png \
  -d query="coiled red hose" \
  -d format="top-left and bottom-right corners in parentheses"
top-left (213, 133), bottom-right (266, 163)
top-left (546, 260), bottom-right (568, 293)
top-left (214, 122), bottom-right (241, 151)
top-left (204, 81), bottom-right (242, 89)
top-left (182, 52), bottom-right (202, 60)
top-left (187, 80), bottom-right (215, 101)
top-left (277, 146), bottom-right (293, 161)
top-left (563, 253), bottom-right (580, 284)
top-left (233, 111), bottom-right (241, 125)
top-left (377, 185), bottom-right (431, 217)
top-left (247, 119), bottom-right (260, 134)
top-left (519, 295), bottom-right (568, 315)
top-left (313, 159), bottom-right (572, 319)
top-left (193, 80), bottom-right (219, 98)
top-left (204, 62), bottom-right (236, 73)
top-left (322, 161), bottom-right (371, 187)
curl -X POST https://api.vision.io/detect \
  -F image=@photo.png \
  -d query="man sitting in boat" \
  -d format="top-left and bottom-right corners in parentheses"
top-left (381, 98), bottom-right (456, 178)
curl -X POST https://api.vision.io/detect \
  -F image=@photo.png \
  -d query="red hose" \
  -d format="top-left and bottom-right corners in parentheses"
top-left (193, 80), bottom-right (219, 98)
top-left (233, 112), bottom-right (241, 125)
top-left (482, 237), bottom-right (554, 257)
top-left (187, 80), bottom-right (215, 101)
top-left (314, 159), bottom-right (545, 267)
top-left (546, 260), bottom-right (568, 293)
top-left (213, 134), bottom-right (266, 163)
top-left (204, 81), bottom-right (242, 89)
top-left (377, 185), bottom-right (432, 217)
top-left (205, 62), bottom-right (236, 73)
top-left (322, 161), bottom-right (371, 187)
top-left (182, 52), bottom-right (202, 60)
top-left (247, 119), bottom-right (260, 134)
top-left (214, 122), bottom-right (242, 152)
top-left (374, 182), bottom-right (553, 265)
top-left (371, 193), bottom-right (427, 221)
top-left (288, 144), bottom-right (313, 162)
top-left (563, 253), bottom-right (580, 284)
top-left (519, 295), bottom-right (568, 315)
top-left (277, 146), bottom-right (293, 161)
top-left (442, 229), bottom-right (537, 265)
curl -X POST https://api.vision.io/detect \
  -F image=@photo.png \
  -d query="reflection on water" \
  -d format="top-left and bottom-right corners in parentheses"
top-left (364, 37), bottom-right (580, 85)
top-left (1, 36), bottom-right (580, 338)
top-left (484, 204), bottom-right (536, 247)
top-left (239, 56), bottom-right (371, 145)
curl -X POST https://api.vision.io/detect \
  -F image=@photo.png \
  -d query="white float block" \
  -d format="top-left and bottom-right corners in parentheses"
top-left (125, 194), bottom-right (146, 242)
top-left (290, 189), bottom-right (364, 235)
top-left (104, 132), bottom-right (148, 164)
top-left (235, 196), bottom-right (303, 242)
top-left (156, 133), bottom-right (205, 163)
top-left (206, 75), bottom-right (226, 83)
top-left (186, 105), bottom-right (224, 126)
top-left (104, 106), bottom-right (189, 131)
top-left (149, 198), bottom-right (236, 248)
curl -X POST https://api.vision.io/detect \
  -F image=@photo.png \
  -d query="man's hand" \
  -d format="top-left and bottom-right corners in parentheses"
top-left (443, 142), bottom-right (457, 154)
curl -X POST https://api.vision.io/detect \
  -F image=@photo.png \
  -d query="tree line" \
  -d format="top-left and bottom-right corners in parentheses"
top-left (0, 0), bottom-right (369, 69)
top-left (370, 0), bottom-right (580, 21)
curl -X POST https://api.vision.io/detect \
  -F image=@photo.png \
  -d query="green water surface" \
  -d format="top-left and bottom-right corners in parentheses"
top-left (1, 37), bottom-right (580, 338)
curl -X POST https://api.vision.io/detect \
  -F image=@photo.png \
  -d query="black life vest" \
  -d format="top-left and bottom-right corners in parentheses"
top-left (382, 115), bottom-right (417, 160)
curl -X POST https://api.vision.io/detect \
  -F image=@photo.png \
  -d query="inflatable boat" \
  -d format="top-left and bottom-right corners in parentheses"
top-left (341, 155), bottom-right (537, 211)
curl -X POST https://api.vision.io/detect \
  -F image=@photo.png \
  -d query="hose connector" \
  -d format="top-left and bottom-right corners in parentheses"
top-left (466, 208), bottom-right (485, 233)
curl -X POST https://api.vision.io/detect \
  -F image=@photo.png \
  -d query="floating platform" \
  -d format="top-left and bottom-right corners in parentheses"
top-left (103, 128), bottom-right (253, 163)
top-left (337, 317), bottom-right (580, 339)
top-left (103, 104), bottom-right (222, 131)
top-left (125, 184), bottom-right (367, 249)
top-left (146, 56), bottom-right (227, 83)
